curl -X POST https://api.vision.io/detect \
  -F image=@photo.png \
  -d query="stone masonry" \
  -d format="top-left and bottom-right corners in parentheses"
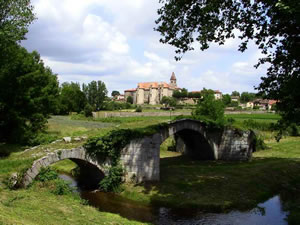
top-left (21, 119), bottom-right (255, 187)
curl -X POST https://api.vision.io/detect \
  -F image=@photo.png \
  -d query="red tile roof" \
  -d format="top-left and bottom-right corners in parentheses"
top-left (138, 82), bottom-right (170, 89)
top-left (124, 88), bottom-right (136, 92)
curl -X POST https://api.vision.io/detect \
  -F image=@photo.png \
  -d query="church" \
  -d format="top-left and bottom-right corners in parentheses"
top-left (124, 72), bottom-right (180, 105)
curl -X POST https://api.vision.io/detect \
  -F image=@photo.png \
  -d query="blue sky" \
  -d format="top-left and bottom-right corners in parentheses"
top-left (22, 0), bottom-right (267, 95)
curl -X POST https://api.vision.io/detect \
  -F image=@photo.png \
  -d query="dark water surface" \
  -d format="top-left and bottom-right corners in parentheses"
top-left (59, 174), bottom-right (289, 225)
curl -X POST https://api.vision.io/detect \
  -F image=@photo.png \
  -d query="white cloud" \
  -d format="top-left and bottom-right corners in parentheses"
top-left (22, 0), bottom-right (265, 94)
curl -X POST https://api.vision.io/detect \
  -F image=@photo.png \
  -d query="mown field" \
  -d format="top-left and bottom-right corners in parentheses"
top-left (0, 113), bottom-right (299, 224)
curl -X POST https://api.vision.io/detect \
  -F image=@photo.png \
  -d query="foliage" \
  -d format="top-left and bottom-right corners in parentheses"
top-left (172, 88), bottom-right (188, 99)
top-left (0, 0), bottom-right (35, 48)
top-left (84, 104), bottom-right (93, 117)
top-left (193, 89), bottom-right (225, 123)
top-left (58, 82), bottom-right (86, 114)
top-left (240, 92), bottom-right (256, 103)
top-left (0, 45), bottom-right (59, 144)
top-left (111, 90), bottom-right (120, 97)
top-left (51, 179), bottom-right (73, 195)
top-left (160, 96), bottom-right (177, 107)
top-left (135, 105), bottom-right (142, 112)
top-left (253, 135), bottom-right (267, 151)
top-left (99, 165), bottom-right (124, 192)
top-left (187, 92), bottom-right (201, 99)
top-left (103, 101), bottom-right (132, 111)
top-left (36, 167), bottom-right (58, 182)
top-left (155, 0), bottom-right (300, 125)
top-left (222, 94), bottom-right (232, 106)
top-left (82, 80), bottom-right (108, 111)
top-left (231, 91), bottom-right (240, 97)
top-left (126, 96), bottom-right (133, 104)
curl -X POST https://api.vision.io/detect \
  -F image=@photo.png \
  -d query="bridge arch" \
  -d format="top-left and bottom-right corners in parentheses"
top-left (22, 147), bottom-right (110, 188)
top-left (157, 119), bottom-right (218, 160)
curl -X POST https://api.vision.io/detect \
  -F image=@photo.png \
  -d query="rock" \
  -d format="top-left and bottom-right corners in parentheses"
top-left (73, 137), bottom-right (81, 142)
top-left (63, 137), bottom-right (72, 143)
top-left (9, 173), bottom-right (18, 188)
top-left (81, 136), bottom-right (88, 140)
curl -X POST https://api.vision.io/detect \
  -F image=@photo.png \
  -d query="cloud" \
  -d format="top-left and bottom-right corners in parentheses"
top-left (21, 0), bottom-right (266, 94)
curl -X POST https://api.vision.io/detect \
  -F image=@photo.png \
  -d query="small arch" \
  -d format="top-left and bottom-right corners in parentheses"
top-left (21, 148), bottom-right (108, 188)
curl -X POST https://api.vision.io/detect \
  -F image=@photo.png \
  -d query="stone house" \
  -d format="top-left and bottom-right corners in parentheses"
top-left (124, 72), bottom-right (180, 105)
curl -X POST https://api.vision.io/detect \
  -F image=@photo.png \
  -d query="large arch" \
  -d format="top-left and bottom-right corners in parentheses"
top-left (21, 147), bottom-right (110, 187)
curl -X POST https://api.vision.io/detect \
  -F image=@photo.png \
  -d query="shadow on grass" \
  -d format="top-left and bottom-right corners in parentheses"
top-left (134, 155), bottom-right (300, 213)
top-left (0, 143), bottom-right (26, 158)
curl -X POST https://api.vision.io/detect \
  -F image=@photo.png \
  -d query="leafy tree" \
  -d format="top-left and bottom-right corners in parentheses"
top-left (161, 96), bottom-right (177, 107)
top-left (172, 88), bottom-right (188, 99)
top-left (111, 90), bottom-right (120, 97)
top-left (193, 89), bottom-right (225, 122)
top-left (83, 80), bottom-right (108, 111)
top-left (231, 91), bottom-right (240, 97)
top-left (84, 104), bottom-right (93, 117)
top-left (0, 0), bottom-right (35, 49)
top-left (126, 96), bottom-right (133, 104)
top-left (155, 0), bottom-right (300, 124)
top-left (188, 92), bottom-right (201, 99)
top-left (222, 94), bottom-right (232, 106)
top-left (240, 92), bottom-right (256, 103)
top-left (0, 45), bottom-right (59, 144)
top-left (58, 82), bottom-right (86, 114)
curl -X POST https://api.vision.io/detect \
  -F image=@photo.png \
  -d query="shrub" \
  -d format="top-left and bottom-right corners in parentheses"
top-left (84, 104), bottom-right (93, 117)
top-left (51, 179), bottom-right (73, 195)
top-left (192, 93), bottom-right (225, 124)
top-left (36, 167), bottom-right (58, 182)
top-left (254, 135), bottom-right (267, 151)
top-left (135, 105), bottom-right (142, 112)
top-left (99, 165), bottom-right (124, 192)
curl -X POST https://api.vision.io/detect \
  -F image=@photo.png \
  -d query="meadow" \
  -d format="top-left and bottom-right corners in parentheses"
top-left (0, 113), bottom-right (299, 224)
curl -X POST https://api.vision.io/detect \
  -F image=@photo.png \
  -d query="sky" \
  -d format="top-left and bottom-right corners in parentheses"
top-left (22, 0), bottom-right (268, 96)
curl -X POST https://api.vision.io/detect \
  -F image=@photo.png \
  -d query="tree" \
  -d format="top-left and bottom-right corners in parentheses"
top-left (83, 80), bottom-right (108, 110)
top-left (240, 92), bottom-right (256, 103)
top-left (156, 0), bottom-right (300, 124)
top-left (0, 45), bottom-right (59, 144)
top-left (193, 89), bottom-right (225, 122)
top-left (231, 91), bottom-right (240, 97)
top-left (111, 90), bottom-right (120, 97)
top-left (222, 94), bottom-right (232, 106)
top-left (0, 0), bottom-right (35, 49)
top-left (58, 82), bottom-right (86, 114)
top-left (172, 88), bottom-right (188, 99)
top-left (161, 96), bottom-right (177, 107)
top-left (126, 96), bottom-right (133, 104)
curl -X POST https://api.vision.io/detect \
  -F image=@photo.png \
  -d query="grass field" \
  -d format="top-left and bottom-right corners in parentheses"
top-left (0, 113), bottom-right (299, 224)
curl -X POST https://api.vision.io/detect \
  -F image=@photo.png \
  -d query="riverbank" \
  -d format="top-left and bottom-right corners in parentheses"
top-left (0, 114), bottom-right (299, 224)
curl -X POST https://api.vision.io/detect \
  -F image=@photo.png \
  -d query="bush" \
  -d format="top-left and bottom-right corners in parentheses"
top-left (51, 179), bottom-right (73, 195)
top-left (287, 123), bottom-right (300, 136)
top-left (193, 92), bottom-right (225, 123)
top-left (99, 165), bottom-right (124, 192)
top-left (36, 167), bottom-right (58, 182)
top-left (254, 135), bottom-right (267, 151)
top-left (135, 105), bottom-right (142, 112)
top-left (84, 104), bottom-right (93, 117)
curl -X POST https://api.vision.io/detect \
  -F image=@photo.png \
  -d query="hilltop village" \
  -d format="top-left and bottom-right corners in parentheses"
top-left (112, 72), bottom-right (277, 111)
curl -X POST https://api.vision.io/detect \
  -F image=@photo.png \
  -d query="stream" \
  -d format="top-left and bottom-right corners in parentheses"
top-left (59, 173), bottom-right (289, 225)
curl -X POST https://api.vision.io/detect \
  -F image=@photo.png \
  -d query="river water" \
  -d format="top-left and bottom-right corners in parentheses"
top-left (59, 174), bottom-right (289, 225)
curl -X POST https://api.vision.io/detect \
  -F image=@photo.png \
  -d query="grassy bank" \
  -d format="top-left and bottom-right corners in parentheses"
top-left (1, 113), bottom-right (299, 224)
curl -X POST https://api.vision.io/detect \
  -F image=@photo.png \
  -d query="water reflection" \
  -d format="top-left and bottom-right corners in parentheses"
top-left (59, 174), bottom-right (289, 225)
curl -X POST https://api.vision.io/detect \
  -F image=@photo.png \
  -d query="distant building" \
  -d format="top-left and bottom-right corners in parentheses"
top-left (253, 99), bottom-right (277, 110)
top-left (214, 90), bottom-right (222, 100)
top-left (231, 96), bottom-right (240, 102)
top-left (124, 72), bottom-right (180, 105)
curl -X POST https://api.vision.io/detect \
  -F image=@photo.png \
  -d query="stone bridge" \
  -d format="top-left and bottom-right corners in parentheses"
top-left (21, 119), bottom-right (255, 187)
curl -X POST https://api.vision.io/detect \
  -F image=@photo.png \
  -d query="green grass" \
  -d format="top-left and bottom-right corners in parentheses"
top-left (0, 113), bottom-right (299, 224)
top-left (0, 184), bottom-right (147, 225)
top-left (121, 136), bottom-right (300, 213)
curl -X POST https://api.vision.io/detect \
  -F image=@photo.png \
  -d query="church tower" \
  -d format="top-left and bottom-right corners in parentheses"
top-left (170, 72), bottom-right (177, 88)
